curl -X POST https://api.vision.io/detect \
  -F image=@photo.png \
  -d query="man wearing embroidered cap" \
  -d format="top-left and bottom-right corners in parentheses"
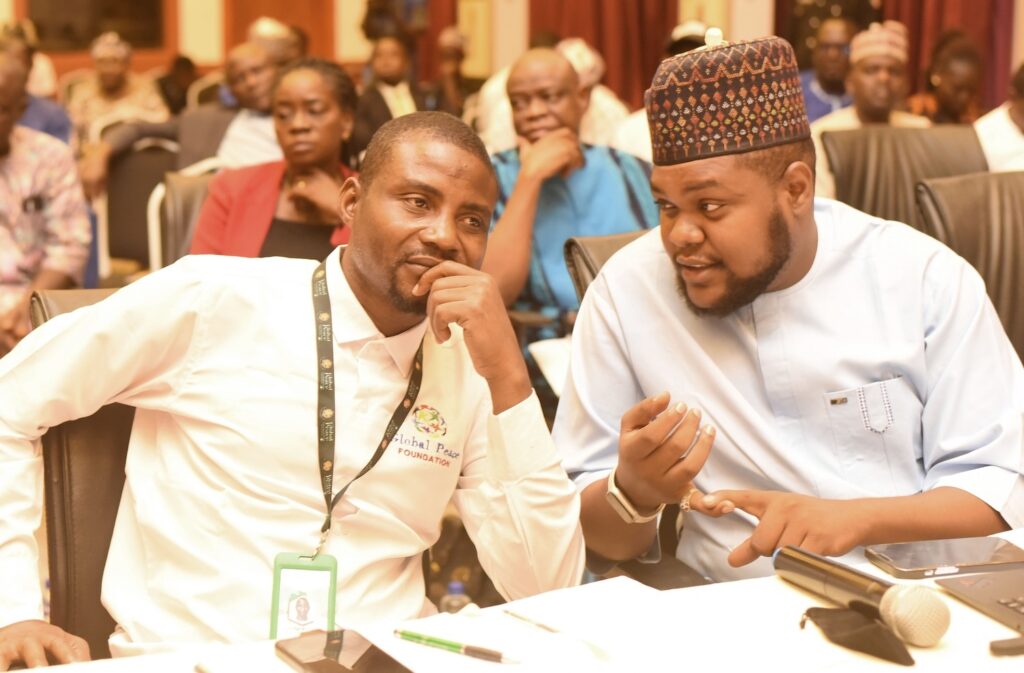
top-left (555, 33), bottom-right (1023, 582)
top-left (809, 20), bottom-right (930, 198)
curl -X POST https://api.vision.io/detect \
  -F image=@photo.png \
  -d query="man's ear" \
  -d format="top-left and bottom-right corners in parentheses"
top-left (337, 176), bottom-right (362, 228)
top-left (782, 159), bottom-right (814, 215)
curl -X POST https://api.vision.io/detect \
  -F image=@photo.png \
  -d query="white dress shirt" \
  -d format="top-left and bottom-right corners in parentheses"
top-left (0, 248), bottom-right (583, 654)
top-left (376, 81), bottom-right (418, 119)
top-left (554, 199), bottom-right (1024, 582)
top-left (973, 104), bottom-right (1024, 172)
top-left (216, 109), bottom-right (283, 167)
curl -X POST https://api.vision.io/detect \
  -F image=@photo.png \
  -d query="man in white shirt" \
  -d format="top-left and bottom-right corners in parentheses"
top-left (350, 32), bottom-right (433, 160)
top-left (78, 42), bottom-right (281, 198)
top-left (555, 36), bottom-right (1023, 583)
top-left (0, 112), bottom-right (584, 667)
top-left (974, 63), bottom-right (1024, 172)
top-left (810, 21), bottom-right (930, 199)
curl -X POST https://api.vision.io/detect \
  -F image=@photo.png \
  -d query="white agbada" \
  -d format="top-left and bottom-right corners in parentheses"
top-left (555, 199), bottom-right (1024, 582)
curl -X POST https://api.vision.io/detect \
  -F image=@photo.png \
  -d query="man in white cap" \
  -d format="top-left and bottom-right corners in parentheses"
top-left (809, 20), bottom-right (929, 198)
top-left (66, 32), bottom-right (168, 149)
top-left (610, 20), bottom-right (707, 161)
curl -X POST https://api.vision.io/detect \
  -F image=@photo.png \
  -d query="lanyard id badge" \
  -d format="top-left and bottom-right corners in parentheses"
top-left (270, 552), bottom-right (338, 639)
top-left (270, 256), bottom-right (423, 638)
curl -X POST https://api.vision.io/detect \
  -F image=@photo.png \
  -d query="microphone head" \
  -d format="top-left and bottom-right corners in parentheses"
top-left (878, 584), bottom-right (950, 647)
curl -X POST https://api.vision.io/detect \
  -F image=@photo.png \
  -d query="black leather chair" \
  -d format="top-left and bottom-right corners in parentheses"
top-left (563, 232), bottom-right (708, 590)
top-left (105, 138), bottom-right (180, 274)
top-left (916, 171), bottom-right (1024, 361)
top-left (564, 230), bottom-right (646, 302)
top-left (820, 126), bottom-right (988, 232)
top-left (145, 169), bottom-right (217, 270)
top-left (29, 288), bottom-right (127, 660)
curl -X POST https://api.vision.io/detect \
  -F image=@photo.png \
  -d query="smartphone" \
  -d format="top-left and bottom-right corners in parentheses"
top-left (865, 536), bottom-right (1024, 579)
top-left (275, 630), bottom-right (353, 673)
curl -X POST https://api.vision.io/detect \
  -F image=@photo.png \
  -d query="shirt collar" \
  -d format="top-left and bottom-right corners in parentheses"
top-left (323, 247), bottom-right (428, 377)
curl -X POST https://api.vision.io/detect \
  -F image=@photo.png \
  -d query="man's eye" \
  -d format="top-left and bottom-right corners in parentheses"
top-left (655, 200), bottom-right (677, 214)
top-left (700, 202), bottom-right (722, 213)
top-left (407, 197), bottom-right (428, 209)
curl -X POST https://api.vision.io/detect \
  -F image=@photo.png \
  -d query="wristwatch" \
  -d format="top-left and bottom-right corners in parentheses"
top-left (605, 467), bottom-right (664, 524)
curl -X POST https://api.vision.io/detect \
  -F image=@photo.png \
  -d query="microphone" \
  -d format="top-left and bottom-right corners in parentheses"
top-left (773, 546), bottom-right (950, 647)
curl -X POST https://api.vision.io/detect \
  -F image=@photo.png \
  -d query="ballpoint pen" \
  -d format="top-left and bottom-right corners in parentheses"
top-left (393, 629), bottom-right (518, 664)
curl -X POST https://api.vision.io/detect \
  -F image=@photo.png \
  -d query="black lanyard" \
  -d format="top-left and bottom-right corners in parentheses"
top-left (310, 256), bottom-right (423, 557)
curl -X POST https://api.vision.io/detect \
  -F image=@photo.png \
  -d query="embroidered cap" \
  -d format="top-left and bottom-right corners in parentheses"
top-left (644, 33), bottom-right (810, 166)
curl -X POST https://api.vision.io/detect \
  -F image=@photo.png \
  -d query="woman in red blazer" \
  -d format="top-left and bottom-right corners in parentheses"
top-left (191, 59), bottom-right (357, 260)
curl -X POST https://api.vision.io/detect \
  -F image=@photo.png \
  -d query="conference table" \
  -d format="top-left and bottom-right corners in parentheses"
top-left (42, 529), bottom-right (1024, 672)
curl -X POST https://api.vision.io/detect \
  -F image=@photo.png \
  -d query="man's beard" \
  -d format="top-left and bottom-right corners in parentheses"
top-left (385, 248), bottom-right (454, 316)
top-left (678, 207), bottom-right (792, 317)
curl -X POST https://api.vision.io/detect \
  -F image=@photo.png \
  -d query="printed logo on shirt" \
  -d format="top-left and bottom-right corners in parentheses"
top-left (393, 404), bottom-right (458, 469)
top-left (412, 404), bottom-right (447, 438)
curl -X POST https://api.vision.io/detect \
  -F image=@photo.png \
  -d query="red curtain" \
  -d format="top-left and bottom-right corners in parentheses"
top-left (529, 0), bottom-right (679, 110)
top-left (882, 0), bottom-right (1013, 111)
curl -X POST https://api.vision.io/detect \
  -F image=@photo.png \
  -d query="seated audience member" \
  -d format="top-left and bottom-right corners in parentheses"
top-left (610, 20), bottom-right (706, 161)
top-left (907, 32), bottom-right (981, 124)
top-left (0, 112), bottom-right (584, 666)
top-left (476, 37), bottom-right (629, 154)
top-left (470, 30), bottom-right (559, 151)
top-left (66, 32), bottom-right (168, 148)
top-left (484, 48), bottom-right (656, 315)
top-left (555, 38), bottom-right (629, 149)
top-left (248, 16), bottom-right (304, 67)
top-left (974, 62), bottom-right (1024, 172)
top-left (555, 36), bottom-right (1023, 583)
top-left (9, 19), bottom-right (54, 99)
top-left (155, 54), bottom-right (198, 115)
top-left (799, 17), bottom-right (855, 123)
top-left (0, 28), bottom-right (70, 143)
top-left (350, 31), bottom-right (434, 159)
top-left (434, 27), bottom-right (483, 118)
top-left (190, 59), bottom-right (356, 260)
top-left (0, 55), bottom-right (89, 356)
top-left (78, 42), bottom-right (280, 198)
top-left (810, 20), bottom-right (929, 199)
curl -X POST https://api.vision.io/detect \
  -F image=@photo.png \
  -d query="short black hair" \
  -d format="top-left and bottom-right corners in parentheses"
top-left (360, 111), bottom-right (496, 189)
top-left (735, 138), bottom-right (816, 183)
top-left (273, 57), bottom-right (357, 113)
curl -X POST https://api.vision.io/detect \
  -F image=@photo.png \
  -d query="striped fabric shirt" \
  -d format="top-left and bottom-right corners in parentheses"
top-left (491, 144), bottom-right (657, 312)
top-left (0, 127), bottom-right (90, 314)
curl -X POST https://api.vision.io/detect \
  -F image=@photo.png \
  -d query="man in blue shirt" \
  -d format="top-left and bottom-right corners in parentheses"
top-left (799, 17), bottom-right (854, 123)
top-left (483, 48), bottom-right (656, 316)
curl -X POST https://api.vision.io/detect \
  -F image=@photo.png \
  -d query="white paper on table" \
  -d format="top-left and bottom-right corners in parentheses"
top-left (357, 577), bottom-right (667, 672)
top-left (526, 336), bottom-right (571, 398)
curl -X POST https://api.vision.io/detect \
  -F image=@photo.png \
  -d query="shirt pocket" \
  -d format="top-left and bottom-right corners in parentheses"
top-left (822, 376), bottom-right (924, 494)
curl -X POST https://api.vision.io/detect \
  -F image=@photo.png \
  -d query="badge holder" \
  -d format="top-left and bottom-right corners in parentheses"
top-left (270, 551), bottom-right (338, 639)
